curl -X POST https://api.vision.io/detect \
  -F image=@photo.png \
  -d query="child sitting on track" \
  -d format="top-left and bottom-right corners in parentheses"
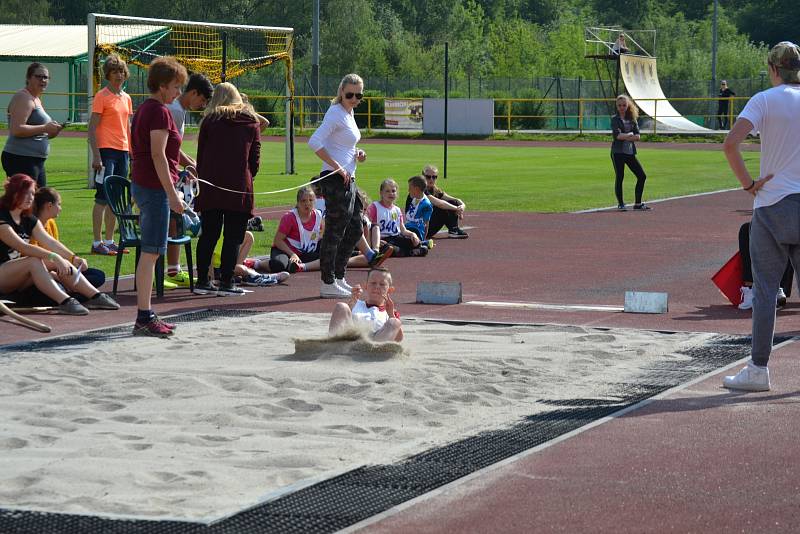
top-left (404, 175), bottom-right (434, 252)
top-left (368, 178), bottom-right (427, 257)
top-left (328, 267), bottom-right (403, 342)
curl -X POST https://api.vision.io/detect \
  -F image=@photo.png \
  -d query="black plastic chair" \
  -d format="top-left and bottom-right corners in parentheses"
top-left (103, 175), bottom-right (194, 297)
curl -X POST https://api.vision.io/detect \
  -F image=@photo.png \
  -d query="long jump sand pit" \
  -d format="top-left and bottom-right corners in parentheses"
top-left (0, 311), bottom-right (723, 522)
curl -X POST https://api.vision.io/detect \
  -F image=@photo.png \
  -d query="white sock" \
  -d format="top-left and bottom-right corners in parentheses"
top-left (103, 239), bottom-right (114, 245)
top-left (168, 264), bottom-right (182, 275)
top-left (93, 240), bottom-right (102, 247)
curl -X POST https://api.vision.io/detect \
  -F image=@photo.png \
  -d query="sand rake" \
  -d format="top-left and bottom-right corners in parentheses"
top-left (0, 300), bottom-right (52, 333)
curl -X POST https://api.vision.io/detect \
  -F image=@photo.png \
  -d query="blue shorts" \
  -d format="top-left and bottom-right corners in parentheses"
top-left (132, 182), bottom-right (169, 255)
top-left (95, 148), bottom-right (130, 205)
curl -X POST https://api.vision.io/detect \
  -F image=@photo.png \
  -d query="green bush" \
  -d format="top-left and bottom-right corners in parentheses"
top-left (511, 88), bottom-right (551, 130)
top-left (354, 89), bottom-right (385, 129)
top-left (242, 89), bottom-right (286, 128)
top-left (397, 89), bottom-right (442, 98)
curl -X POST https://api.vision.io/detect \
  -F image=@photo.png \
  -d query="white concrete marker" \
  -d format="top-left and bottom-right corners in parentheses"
top-left (624, 291), bottom-right (668, 314)
top-left (416, 281), bottom-right (462, 305)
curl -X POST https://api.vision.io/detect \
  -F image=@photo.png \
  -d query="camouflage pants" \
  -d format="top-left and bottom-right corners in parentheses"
top-left (318, 170), bottom-right (363, 284)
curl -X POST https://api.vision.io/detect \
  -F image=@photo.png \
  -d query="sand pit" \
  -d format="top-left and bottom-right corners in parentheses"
top-left (0, 312), bottom-right (716, 522)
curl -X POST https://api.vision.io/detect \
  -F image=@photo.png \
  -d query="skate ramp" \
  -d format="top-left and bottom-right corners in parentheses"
top-left (620, 54), bottom-right (710, 131)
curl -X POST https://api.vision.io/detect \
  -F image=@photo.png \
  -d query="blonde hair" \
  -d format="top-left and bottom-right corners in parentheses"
top-left (380, 178), bottom-right (398, 192)
top-left (296, 186), bottom-right (315, 206)
top-left (332, 73), bottom-right (364, 104)
top-left (768, 41), bottom-right (800, 84)
top-left (202, 82), bottom-right (255, 122)
top-left (616, 94), bottom-right (639, 122)
top-left (422, 164), bottom-right (438, 176)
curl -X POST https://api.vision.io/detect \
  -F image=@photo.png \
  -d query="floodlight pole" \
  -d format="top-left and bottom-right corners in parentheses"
top-left (444, 41), bottom-right (449, 180)
top-left (87, 13), bottom-right (97, 188)
top-left (312, 0), bottom-right (320, 101)
top-left (710, 0), bottom-right (718, 124)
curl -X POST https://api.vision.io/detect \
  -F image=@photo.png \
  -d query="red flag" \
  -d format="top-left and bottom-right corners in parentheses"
top-left (712, 251), bottom-right (744, 306)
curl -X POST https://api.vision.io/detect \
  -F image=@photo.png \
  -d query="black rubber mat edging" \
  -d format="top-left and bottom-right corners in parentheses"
top-left (0, 312), bottom-right (784, 533)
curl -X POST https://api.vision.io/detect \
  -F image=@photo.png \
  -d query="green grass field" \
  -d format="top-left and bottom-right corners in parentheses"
top-left (9, 135), bottom-right (759, 276)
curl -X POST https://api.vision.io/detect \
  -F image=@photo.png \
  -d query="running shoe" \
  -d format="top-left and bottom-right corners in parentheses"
top-left (193, 281), bottom-right (219, 296)
top-left (166, 270), bottom-right (194, 288)
top-left (133, 318), bottom-right (175, 338)
top-left (633, 203), bottom-right (651, 211)
top-left (242, 273), bottom-right (278, 287)
top-left (58, 297), bottom-right (89, 316)
top-left (368, 243), bottom-right (394, 267)
top-left (217, 283), bottom-right (246, 296)
top-left (106, 242), bottom-right (129, 255)
top-left (91, 242), bottom-right (117, 256)
top-left (448, 227), bottom-right (469, 239)
top-left (84, 292), bottom-right (120, 310)
top-left (723, 362), bottom-right (770, 391)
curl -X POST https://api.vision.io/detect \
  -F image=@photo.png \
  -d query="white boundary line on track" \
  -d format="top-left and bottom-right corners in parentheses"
top-left (466, 300), bottom-right (624, 313)
top-left (340, 335), bottom-right (798, 534)
top-left (572, 187), bottom-right (741, 214)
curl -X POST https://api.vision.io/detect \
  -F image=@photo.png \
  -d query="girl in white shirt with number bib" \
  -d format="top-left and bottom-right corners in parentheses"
top-left (367, 179), bottom-right (421, 257)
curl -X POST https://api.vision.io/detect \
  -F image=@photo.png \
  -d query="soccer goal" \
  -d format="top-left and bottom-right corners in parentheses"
top-left (87, 13), bottom-right (295, 177)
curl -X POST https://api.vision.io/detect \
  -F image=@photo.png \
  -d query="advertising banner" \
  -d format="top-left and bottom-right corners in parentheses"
top-left (384, 99), bottom-right (423, 129)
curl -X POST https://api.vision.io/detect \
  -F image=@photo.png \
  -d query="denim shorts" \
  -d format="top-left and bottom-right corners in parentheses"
top-left (132, 182), bottom-right (169, 255)
top-left (95, 148), bottom-right (130, 205)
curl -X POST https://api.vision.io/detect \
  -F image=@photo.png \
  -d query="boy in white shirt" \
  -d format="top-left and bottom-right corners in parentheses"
top-left (328, 267), bottom-right (403, 342)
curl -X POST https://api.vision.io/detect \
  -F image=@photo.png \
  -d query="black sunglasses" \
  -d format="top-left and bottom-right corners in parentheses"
top-left (424, 174), bottom-right (438, 179)
top-left (33, 74), bottom-right (50, 80)
top-left (344, 92), bottom-right (363, 100)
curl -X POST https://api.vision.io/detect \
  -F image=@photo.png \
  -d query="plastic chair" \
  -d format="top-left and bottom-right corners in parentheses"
top-left (103, 175), bottom-right (194, 297)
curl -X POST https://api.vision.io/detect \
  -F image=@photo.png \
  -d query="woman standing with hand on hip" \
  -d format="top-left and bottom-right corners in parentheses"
top-left (2, 62), bottom-right (64, 187)
top-left (611, 95), bottom-right (648, 211)
top-left (129, 57), bottom-right (187, 337)
top-left (722, 41), bottom-right (800, 392)
top-left (308, 73), bottom-right (387, 299)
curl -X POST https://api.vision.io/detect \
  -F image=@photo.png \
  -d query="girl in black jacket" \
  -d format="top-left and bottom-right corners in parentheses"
top-left (611, 95), bottom-right (649, 210)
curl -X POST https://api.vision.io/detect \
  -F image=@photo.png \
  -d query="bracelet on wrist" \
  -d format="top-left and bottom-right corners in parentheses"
top-left (47, 252), bottom-right (58, 261)
top-left (743, 180), bottom-right (756, 191)
top-left (70, 254), bottom-right (77, 264)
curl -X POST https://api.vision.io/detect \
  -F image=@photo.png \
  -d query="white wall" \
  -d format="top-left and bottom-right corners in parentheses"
top-left (422, 98), bottom-right (494, 135)
top-left (0, 61), bottom-right (70, 123)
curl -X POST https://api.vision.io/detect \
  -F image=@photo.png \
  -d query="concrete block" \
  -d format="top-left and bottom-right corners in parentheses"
top-left (624, 291), bottom-right (668, 314)
top-left (416, 281), bottom-right (463, 305)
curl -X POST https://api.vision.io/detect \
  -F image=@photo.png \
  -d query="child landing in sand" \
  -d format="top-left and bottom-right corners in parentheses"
top-left (328, 267), bottom-right (403, 342)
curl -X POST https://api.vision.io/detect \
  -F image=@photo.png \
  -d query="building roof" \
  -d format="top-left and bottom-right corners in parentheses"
top-left (0, 24), bottom-right (164, 59)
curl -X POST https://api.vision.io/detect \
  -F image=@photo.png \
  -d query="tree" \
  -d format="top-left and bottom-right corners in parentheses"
top-left (0, 0), bottom-right (56, 23)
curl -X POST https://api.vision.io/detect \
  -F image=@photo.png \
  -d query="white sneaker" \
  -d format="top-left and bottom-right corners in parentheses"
top-left (723, 362), bottom-right (770, 392)
top-left (336, 278), bottom-right (352, 292)
top-left (777, 287), bottom-right (787, 308)
top-left (738, 286), bottom-right (753, 310)
top-left (321, 281), bottom-right (350, 299)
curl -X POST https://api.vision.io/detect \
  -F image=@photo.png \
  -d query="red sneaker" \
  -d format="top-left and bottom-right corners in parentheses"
top-left (133, 318), bottom-right (174, 338)
top-left (243, 258), bottom-right (256, 269)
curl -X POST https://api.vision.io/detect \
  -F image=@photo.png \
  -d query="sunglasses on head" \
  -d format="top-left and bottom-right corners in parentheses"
top-left (344, 92), bottom-right (363, 100)
top-left (424, 174), bottom-right (438, 179)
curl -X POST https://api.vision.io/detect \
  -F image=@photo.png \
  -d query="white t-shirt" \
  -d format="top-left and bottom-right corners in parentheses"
top-left (351, 299), bottom-right (389, 333)
top-left (166, 99), bottom-right (187, 138)
top-left (307, 103), bottom-right (361, 177)
top-left (737, 84), bottom-right (800, 209)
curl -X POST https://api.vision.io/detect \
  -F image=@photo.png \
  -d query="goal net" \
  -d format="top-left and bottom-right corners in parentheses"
top-left (87, 13), bottom-right (295, 176)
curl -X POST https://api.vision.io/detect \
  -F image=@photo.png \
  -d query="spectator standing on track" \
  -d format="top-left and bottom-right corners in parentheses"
top-left (717, 80), bottom-right (736, 130)
top-left (2, 62), bottom-right (64, 187)
top-left (308, 73), bottom-right (388, 299)
top-left (164, 73), bottom-right (214, 288)
top-left (129, 56), bottom-right (187, 337)
top-left (722, 41), bottom-right (800, 391)
top-left (611, 95), bottom-right (649, 211)
top-left (88, 54), bottom-right (133, 256)
top-left (193, 82), bottom-right (261, 297)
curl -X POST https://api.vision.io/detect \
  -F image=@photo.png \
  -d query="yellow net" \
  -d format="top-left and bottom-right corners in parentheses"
top-left (92, 20), bottom-right (293, 91)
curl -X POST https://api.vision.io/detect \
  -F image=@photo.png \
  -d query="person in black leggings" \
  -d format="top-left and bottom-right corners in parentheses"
top-left (611, 94), bottom-right (648, 211)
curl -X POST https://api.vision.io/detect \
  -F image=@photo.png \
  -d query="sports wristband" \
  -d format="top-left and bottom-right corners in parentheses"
top-left (743, 180), bottom-right (756, 191)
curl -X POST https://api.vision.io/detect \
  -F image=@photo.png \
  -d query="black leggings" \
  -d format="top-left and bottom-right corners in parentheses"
top-left (196, 209), bottom-right (249, 285)
top-left (2, 151), bottom-right (47, 187)
top-left (269, 246), bottom-right (319, 273)
top-left (611, 152), bottom-right (646, 206)
top-left (427, 199), bottom-right (462, 238)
